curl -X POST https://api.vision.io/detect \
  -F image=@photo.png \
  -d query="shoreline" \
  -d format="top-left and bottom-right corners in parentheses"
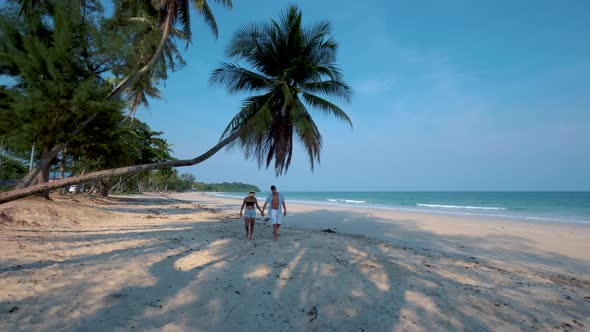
top-left (1, 193), bottom-right (589, 331)
top-left (205, 192), bottom-right (590, 226)
top-left (172, 192), bottom-right (590, 269)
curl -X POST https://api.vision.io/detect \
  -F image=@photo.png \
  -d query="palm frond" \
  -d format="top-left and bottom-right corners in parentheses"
top-left (177, 0), bottom-right (192, 44)
top-left (213, 5), bottom-right (352, 176)
top-left (226, 23), bottom-right (268, 67)
top-left (304, 20), bottom-right (332, 46)
top-left (292, 98), bottom-right (321, 170)
top-left (209, 63), bottom-right (273, 94)
top-left (18, 0), bottom-right (43, 17)
top-left (208, 0), bottom-right (233, 9)
top-left (193, 0), bottom-right (218, 38)
top-left (300, 80), bottom-right (352, 102)
top-left (221, 92), bottom-right (275, 139)
top-left (301, 92), bottom-right (352, 127)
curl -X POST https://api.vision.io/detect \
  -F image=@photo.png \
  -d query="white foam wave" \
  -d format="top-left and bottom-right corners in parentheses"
top-left (199, 193), bottom-right (589, 225)
top-left (416, 203), bottom-right (507, 210)
top-left (206, 192), bottom-right (245, 199)
top-left (328, 199), bottom-right (367, 204)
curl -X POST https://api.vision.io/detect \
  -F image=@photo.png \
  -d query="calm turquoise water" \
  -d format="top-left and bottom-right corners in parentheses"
top-left (213, 191), bottom-right (590, 224)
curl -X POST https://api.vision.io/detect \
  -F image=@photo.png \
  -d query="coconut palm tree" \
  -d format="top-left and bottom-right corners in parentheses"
top-left (14, 0), bottom-right (231, 187)
top-left (0, 4), bottom-right (352, 203)
top-left (108, 0), bottom-right (233, 99)
top-left (210, 4), bottom-right (353, 175)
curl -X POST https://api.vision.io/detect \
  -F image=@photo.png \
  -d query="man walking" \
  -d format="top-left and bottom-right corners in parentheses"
top-left (261, 185), bottom-right (287, 241)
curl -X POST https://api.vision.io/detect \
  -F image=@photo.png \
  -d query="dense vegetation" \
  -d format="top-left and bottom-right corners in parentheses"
top-left (107, 174), bottom-right (258, 193)
top-left (0, 1), bottom-right (351, 203)
top-left (0, 158), bottom-right (26, 180)
top-left (192, 182), bottom-right (260, 192)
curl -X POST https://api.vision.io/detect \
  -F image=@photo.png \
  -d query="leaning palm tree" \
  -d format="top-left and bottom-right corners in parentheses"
top-left (16, 0), bottom-right (232, 187)
top-left (108, 0), bottom-right (233, 99)
top-left (0, 4), bottom-right (352, 203)
top-left (210, 4), bottom-right (353, 175)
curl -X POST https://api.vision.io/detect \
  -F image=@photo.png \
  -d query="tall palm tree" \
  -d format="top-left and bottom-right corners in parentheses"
top-left (108, 0), bottom-right (233, 99)
top-left (0, 5), bottom-right (353, 203)
top-left (114, 6), bottom-right (188, 117)
top-left (210, 5), bottom-right (353, 175)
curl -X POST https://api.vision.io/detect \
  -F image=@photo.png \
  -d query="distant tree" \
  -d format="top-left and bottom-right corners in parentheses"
top-left (68, 119), bottom-right (175, 196)
top-left (192, 181), bottom-right (260, 192)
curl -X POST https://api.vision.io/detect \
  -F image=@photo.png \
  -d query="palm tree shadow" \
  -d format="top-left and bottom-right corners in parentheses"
top-left (2, 205), bottom-right (589, 331)
top-left (286, 209), bottom-right (590, 275)
top-left (81, 211), bottom-right (587, 330)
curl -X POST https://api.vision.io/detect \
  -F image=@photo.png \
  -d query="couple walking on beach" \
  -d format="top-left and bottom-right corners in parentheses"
top-left (240, 185), bottom-right (287, 241)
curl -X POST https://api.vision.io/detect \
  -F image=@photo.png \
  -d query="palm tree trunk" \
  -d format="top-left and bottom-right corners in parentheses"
top-left (107, 13), bottom-right (173, 100)
top-left (60, 149), bottom-right (66, 180)
top-left (18, 110), bottom-right (98, 188)
top-left (18, 143), bottom-right (64, 188)
top-left (33, 145), bottom-right (52, 199)
top-left (99, 178), bottom-right (110, 197)
top-left (59, 148), bottom-right (67, 194)
top-left (0, 130), bottom-right (242, 204)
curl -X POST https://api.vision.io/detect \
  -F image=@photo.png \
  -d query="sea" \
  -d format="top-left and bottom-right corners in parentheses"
top-left (209, 191), bottom-right (590, 224)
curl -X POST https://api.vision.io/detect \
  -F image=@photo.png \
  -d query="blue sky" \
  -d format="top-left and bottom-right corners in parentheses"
top-left (136, 0), bottom-right (590, 191)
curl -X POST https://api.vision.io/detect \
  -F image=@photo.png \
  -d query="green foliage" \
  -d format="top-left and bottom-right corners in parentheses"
top-left (0, 157), bottom-right (27, 180)
top-left (68, 119), bottom-right (173, 173)
top-left (210, 5), bottom-right (352, 176)
top-left (111, 169), bottom-right (195, 193)
top-left (0, 0), bottom-right (188, 183)
top-left (110, 167), bottom-right (259, 193)
top-left (192, 181), bottom-right (260, 192)
top-left (15, 0), bottom-right (233, 119)
top-left (139, 168), bottom-right (194, 192)
top-left (0, 0), bottom-right (124, 158)
top-left (109, 0), bottom-right (188, 116)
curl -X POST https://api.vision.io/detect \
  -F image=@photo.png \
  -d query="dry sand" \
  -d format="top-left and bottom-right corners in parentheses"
top-left (0, 192), bottom-right (589, 331)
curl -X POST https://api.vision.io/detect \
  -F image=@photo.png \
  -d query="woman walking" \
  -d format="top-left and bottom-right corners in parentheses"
top-left (240, 191), bottom-right (263, 239)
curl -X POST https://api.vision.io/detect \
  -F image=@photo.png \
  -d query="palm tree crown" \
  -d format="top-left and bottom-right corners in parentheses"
top-left (210, 5), bottom-right (353, 175)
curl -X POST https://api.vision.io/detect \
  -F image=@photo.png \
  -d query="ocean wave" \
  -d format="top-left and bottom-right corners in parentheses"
top-left (206, 192), bottom-right (245, 199)
top-left (328, 199), bottom-right (367, 204)
top-left (194, 193), bottom-right (589, 225)
top-left (416, 203), bottom-right (507, 210)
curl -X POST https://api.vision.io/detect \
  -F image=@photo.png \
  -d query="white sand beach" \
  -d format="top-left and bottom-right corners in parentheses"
top-left (1, 192), bottom-right (589, 331)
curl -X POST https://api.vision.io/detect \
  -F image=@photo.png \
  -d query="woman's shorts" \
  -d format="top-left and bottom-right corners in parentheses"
top-left (244, 209), bottom-right (256, 219)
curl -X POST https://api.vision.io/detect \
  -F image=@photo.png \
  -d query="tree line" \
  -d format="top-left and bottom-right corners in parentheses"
top-left (105, 173), bottom-right (259, 193)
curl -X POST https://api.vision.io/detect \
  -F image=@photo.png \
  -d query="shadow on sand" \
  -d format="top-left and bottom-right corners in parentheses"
top-left (1, 200), bottom-right (589, 331)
